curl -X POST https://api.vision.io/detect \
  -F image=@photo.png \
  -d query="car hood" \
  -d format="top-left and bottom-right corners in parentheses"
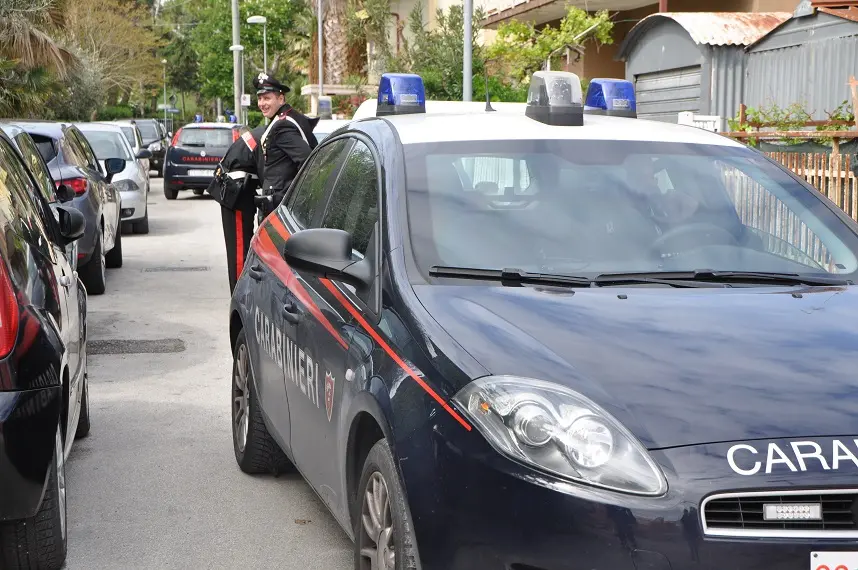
top-left (412, 283), bottom-right (858, 449)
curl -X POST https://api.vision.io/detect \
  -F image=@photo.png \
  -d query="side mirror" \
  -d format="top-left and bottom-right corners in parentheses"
top-left (55, 205), bottom-right (86, 243)
top-left (104, 157), bottom-right (125, 183)
top-left (282, 228), bottom-right (372, 289)
top-left (136, 149), bottom-right (153, 159)
top-left (55, 184), bottom-right (75, 203)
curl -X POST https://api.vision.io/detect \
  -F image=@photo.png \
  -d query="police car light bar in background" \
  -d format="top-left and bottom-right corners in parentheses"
top-left (584, 78), bottom-right (637, 118)
top-left (525, 71), bottom-right (584, 127)
top-left (376, 73), bottom-right (427, 117)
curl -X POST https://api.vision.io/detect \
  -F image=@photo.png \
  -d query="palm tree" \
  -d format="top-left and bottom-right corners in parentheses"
top-left (0, 0), bottom-right (75, 77)
top-left (318, 0), bottom-right (349, 85)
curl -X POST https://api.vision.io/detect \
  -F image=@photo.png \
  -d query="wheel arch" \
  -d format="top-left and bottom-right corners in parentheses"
top-left (230, 308), bottom-right (245, 352)
top-left (345, 393), bottom-right (394, 525)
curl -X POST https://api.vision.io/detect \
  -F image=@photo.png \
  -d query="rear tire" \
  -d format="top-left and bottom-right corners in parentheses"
top-left (133, 210), bottom-right (149, 234)
top-left (75, 371), bottom-right (91, 439)
top-left (79, 234), bottom-right (106, 295)
top-left (193, 188), bottom-right (205, 196)
top-left (164, 186), bottom-right (178, 200)
top-left (105, 230), bottom-right (122, 269)
top-left (0, 427), bottom-right (68, 570)
top-left (231, 330), bottom-right (294, 475)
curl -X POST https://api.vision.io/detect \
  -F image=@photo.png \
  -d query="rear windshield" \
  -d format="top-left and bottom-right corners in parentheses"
top-left (177, 128), bottom-right (234, 148)
top-left (30, 134), bottom-right (57, 163)
top-left (80, 130), bottom-right (132, 160)
top-left (136, 121), bottom-right (160, 140)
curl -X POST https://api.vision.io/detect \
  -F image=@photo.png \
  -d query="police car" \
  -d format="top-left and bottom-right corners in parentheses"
top-left (228, 71), bottom-right (858, 570)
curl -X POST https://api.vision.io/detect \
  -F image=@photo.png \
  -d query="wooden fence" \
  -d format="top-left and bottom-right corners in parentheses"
top-left (765, 151), bottom-right (858, 220)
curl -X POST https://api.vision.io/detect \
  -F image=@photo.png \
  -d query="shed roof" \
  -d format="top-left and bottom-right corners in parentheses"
top-left (617, 12), bottom-right (791, 59)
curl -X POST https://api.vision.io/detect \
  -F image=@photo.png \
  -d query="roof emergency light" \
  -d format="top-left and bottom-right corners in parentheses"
top-left (584, 78), bottom-right (637, 118)
top-left (524, 71), bottom-right (584, 127)
top-left (376, 73), bottom-right (426, 117)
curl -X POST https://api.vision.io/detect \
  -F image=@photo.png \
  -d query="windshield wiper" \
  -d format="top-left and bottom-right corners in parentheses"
top-left (594, 270), bottom-right (852, 287)
top-left (429, 266), bottom-right (591, 287)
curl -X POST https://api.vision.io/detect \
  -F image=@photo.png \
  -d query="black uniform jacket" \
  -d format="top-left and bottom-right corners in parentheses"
top-left (260, 103), bottom-right (319, 202)
top-left (208, 125), bottom-right (266, 208)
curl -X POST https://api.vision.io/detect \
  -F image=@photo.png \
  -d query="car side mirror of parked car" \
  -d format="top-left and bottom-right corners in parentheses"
top-left (136, 149), bottom-right (153, 159)
top-left (104, 157), bottom-right (125, 183)
top-left (281, 228), bottom-right (372, 290)
top-left (55, 205), bottom-right (86, 243)
top-left (55, 184), bottom-right (75, 203)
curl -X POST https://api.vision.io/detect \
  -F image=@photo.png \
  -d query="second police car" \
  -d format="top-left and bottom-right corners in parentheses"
top-left (229, 72), bottom-right (858, 570)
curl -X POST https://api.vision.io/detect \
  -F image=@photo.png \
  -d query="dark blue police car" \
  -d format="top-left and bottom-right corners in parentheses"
top-left (228, 72), bottom-right (858, 570)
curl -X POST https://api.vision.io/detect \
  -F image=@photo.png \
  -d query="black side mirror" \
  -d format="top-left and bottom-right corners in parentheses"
top-left (282, 228), bottom-right (372, 289)
top-left (104, 157), bottom-right (125, 183)
top-left (55, 205), bottom-right (86, 243)
top-left (55, 184), bottom-right (75, 203)
top-left (136, 149), bottom-right (153, 159)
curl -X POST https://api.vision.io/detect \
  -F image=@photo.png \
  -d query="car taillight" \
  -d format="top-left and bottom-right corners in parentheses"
top-left (55, 177), bottom-right (88, 196)
top-left (0, 259), bottom-right (19, 358)
top-left (171, 128), bottom-right (183, 146)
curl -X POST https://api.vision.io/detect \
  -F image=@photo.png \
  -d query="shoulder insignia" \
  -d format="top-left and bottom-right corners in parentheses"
top-left (241, 130), bottom-right (257, 151)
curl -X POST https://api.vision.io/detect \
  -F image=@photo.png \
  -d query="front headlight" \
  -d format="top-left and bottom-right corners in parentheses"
top-left (112, 179), bottom-right (139, 193)
top-left (453, 376), bottom-right (667, 496)
top-left (149, 142), bottom-right (162, 152)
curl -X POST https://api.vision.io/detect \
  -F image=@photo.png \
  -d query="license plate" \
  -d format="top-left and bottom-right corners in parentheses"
top-left (188, 169), bottom-right (213, 177)
top-left (811, 551), bottom-right (858, 570)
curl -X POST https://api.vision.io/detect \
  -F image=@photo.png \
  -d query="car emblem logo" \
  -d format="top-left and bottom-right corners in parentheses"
top-left (325, 371), bottom-right (335, 422)
top-left (200, 151), bottom-right (207, 157)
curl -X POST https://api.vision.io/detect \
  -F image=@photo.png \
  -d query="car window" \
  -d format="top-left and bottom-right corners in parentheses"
top-left (285, 138), bottom-right (354, 229)
top-left (30, 134), bottom-right (58, 164)
top-left (60, 130), bottom-right (89, 169)
top-left (136, 121), bottom-right (159, 141)
top-left (15, 133), bottom-right (58, 204)
top-left (69, 128), bottom-right (100, 172)
top-left (176, 127), bottom-right (234, 148)
top-left (119, 126), bottom-right (137, 148)
top-left (80, 130), bottom-right (133, 161)
top-left (320, 140), bottom-right (379, 257)
top-left (0, 139), bottom-right (55, 257)
top-left (403, 139), bottom-right (858, 279)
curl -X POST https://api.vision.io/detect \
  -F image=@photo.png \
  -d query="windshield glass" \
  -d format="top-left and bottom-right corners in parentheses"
top-left (177, 127), bottom-right (233, 147)
top-left (119, 126), bottom-right (137, 146)
top-left (403, 140), bottom-right (858, 279)
top-left (80, 130), bottom-right (132, 160)
top-left (136, 121), bottom-right (159, 140)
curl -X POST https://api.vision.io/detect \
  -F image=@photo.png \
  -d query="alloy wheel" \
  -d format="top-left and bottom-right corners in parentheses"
top-left (233, 344), bottom-right (250, 452)
top-left (359, 472), bottom-right (396, 570)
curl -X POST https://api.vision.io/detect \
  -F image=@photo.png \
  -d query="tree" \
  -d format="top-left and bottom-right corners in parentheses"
top-left (0, 0), bottom-right (74, 76)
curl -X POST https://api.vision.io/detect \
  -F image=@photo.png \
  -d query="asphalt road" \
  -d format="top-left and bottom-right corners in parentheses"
top-left (65, 179), bottom-right (353, 569)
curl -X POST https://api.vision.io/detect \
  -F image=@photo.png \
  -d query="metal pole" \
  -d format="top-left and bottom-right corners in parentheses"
top-left (263, 22), bottom-right (268, 73)
top-left (463, 0), bottom-right (472, 102)
top-left (231, 0), bottom-right (242, 118)
top-left (318, 0), bottom-right (324, 102)
top-left (163, 65), bottom-right (167, 125)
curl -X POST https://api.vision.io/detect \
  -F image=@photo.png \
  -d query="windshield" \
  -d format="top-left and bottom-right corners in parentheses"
top-left (136, 121), bottom-right (159, 141)
top-left (81, 130), bottom-right (132, 160)
top-left (403, 140), bottom-right (858, 280)
top-left (177, 127), bottom-right (233, 148)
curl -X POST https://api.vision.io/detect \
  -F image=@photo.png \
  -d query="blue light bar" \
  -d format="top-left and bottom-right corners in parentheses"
top-left (524, 71), bottom-right (584, 126)
top-left (584, 78), bottom-right (637, 118)
top-left (376, 73), bottom-right (426, 117)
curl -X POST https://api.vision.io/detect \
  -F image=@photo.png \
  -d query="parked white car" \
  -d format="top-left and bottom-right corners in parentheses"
top-left (312, 118), bottom-right (352, 141)
top-left (78, 122), bottom-right (152, 234)
top-left (112, 120), bottom-right (151, 176)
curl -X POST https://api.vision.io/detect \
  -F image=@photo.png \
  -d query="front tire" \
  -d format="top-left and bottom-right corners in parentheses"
top-left (231, 330), bottom-right (294, 475)
top-left (75, 370), bottom-right (91, 439)
top-left (164, 186), bottom-right (178, 200)
top-left (355, 439), bottom-right (418, 570)
top-left (105, 230), bottom-right (122, 269)
top-left (79, 233), bottom-right (106, 295)
top-left (0, 427), bottom-right (68, 570)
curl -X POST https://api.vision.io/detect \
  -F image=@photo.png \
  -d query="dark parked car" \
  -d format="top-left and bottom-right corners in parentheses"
top-left (163, 123), bottom-right (245, 200)
top-left (0, 127), bottom-right (90, 570)
top-left (15, 121), bottom-right (123, 294)
top-left (133, 118), bottom-right (169, 176)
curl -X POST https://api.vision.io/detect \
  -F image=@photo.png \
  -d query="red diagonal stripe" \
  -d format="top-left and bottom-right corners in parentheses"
top-left (253, 228), bottom-right (347, 349)
top-left (319, 278), bottom-right (472, 431)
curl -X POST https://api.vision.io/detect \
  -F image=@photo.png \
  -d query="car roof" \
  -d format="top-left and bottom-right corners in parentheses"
top-left (0, 123), bottom-right (27, 139)
top-left (76, 122), bottom-right (126, 132)
top-left (9, 121), bottom-right (72, 137)
top-left (180, 122), bottom-right (242, 129)
top-left (352, 99), bottom-right (527, 120)
top-left (373, 109), bottom-right (745, 148)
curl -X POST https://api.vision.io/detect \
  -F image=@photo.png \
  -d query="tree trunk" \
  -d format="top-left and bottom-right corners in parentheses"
top-left (323, 0), bottom-right (349, 85)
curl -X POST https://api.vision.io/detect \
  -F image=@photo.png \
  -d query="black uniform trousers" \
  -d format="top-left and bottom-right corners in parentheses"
top-left (221, 187), bottom-right (257, 293)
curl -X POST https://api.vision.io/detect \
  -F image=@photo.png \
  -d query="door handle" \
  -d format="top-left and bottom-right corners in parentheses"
top-left (248, 263), bottom-right (263, 281)
top-left (282, 298), bottom-right (302, 325)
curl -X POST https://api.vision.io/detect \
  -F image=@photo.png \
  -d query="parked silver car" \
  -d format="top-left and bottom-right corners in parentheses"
top-left (78, 122), bottom-right (152, 234)
top-left (112, 120), bottom-right (151, 176)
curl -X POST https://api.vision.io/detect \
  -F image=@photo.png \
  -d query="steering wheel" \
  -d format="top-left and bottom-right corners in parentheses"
top-left (650, 222), bottom-right (739, 256)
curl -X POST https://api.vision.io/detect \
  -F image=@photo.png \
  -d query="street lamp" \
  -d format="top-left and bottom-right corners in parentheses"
top-left (247, 15), bottom-right (268, 74)
top-left (161, 59), bottom-right (168, 127)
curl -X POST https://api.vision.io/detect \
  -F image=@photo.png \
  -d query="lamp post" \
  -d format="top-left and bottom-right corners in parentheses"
top-left (161, 59), bottom-right (168, 127)
top-left (463, 0), bottom-right (472, 102)
top-left (230, 0), bottom-right (242, 119)
top-left (247, 15), bottom-right (268, 73)
top-left (318, 0), bottom-right (323, 104)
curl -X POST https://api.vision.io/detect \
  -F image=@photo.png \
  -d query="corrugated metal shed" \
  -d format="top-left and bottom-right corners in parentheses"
top-left (626, 12), bottom-right (792, 47)
top-left (744, 8), bottom-right (858, 120)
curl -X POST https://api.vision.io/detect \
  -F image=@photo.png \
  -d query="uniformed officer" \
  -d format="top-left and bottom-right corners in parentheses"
top-left (252, 72), bottom-right (319, 216)
top-left (208, 124), bottom-right (266, 293)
